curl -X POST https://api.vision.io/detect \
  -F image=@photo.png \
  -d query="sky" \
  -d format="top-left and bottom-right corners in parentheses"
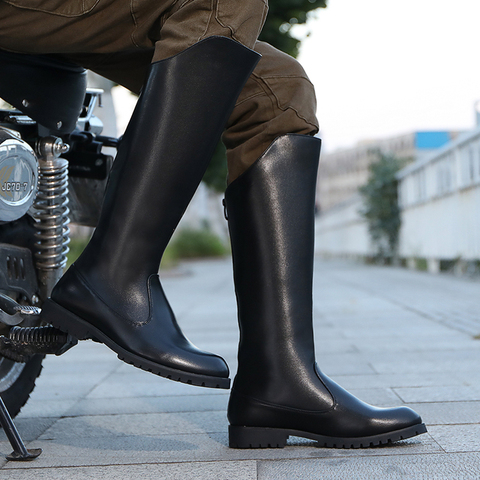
top-left (293, 0), bottom-right (480, 153)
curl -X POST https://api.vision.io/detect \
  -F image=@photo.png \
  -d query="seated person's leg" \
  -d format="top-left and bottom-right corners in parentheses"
top-left (224, 41), bottom-right (319, 182)
top-left (43, 2), bottom-right (265, 389)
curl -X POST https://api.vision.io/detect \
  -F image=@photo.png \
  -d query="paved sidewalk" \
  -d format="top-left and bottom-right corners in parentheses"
top-left (1, 258), bottom-right (480, 479)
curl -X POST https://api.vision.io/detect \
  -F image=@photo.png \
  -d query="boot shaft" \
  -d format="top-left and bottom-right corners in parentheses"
top-left (225, 134), bottom-right (321, 394)
top-left (78, 37), bottom-right (261, 284)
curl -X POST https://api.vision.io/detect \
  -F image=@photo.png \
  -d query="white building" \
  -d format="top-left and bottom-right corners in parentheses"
top-left (317, 131), bottom-right (461, 211)
top-left (315, 127), bottom-right (480, 274)
top-left (396, 126), bottom-right (480, 272)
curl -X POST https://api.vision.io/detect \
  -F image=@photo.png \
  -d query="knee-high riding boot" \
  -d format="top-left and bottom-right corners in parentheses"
top-left (225, 134), bottom-right (427, 447)
top-left (41, 37), bottom-right (260, 389)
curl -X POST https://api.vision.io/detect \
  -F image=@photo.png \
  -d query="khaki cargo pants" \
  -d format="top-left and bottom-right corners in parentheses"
top-left (0, 0), bottom-right (319, 181)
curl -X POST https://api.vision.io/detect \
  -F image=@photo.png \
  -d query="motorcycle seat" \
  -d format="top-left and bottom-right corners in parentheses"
top-left (0, 50), bottom-right (87, 134)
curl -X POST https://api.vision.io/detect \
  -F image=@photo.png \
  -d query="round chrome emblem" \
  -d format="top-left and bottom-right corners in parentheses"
top-left (0, 129), bottom-right (38, 222)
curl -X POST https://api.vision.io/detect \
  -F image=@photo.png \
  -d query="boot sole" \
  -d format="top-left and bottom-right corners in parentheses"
top-left (42, 299), bottom-right (230, 389)
top-left (229, 423), bottom-right (427, 449)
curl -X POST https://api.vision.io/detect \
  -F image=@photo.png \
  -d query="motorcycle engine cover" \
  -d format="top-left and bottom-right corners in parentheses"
top-left (0, 127), bottom-right (38, 222)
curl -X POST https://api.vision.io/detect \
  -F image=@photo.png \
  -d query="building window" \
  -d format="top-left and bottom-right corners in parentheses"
top-left (412, 170), bottom-right (427, 203)
top-left (461, 147), bottom-right (474, 186)
top-left (478, 145), bottom-right (480, 180)
top-left (469, 147), bottom-right (475, 182)
top-left (437, 156), bottom-right (454, 195)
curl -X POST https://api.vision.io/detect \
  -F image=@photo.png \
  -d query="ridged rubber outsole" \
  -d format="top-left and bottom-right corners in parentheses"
top-left (229, 423), bottom-right (428, 449)
top-left (42, 299), bottom-right (230, 389)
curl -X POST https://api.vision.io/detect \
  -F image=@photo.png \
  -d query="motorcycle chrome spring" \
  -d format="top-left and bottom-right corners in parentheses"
top-left (0, 325), bottom-right (77, 362)
top-left (33, 137), bottom-right (71, 298)
top-left (8, 325), bottom-right (65, 348)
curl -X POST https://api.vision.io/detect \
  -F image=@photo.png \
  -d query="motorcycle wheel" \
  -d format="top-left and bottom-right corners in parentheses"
top-left (0, 216), bottom-right (45, 419)
top-left (0, 354), bottom-right (44, 418)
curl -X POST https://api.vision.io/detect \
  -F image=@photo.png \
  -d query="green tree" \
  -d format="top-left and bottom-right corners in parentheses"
top-left (259, 0), bottom-right (327, 58)
top-left (203, 0), bottom-right (327, 192)
top-left (359, 151), bottom-right (405, 262)
top-left (202, 141), bottom-right (228, 193)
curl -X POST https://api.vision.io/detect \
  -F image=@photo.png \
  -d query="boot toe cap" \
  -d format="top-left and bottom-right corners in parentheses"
top-left (368, 405), bottom-right (423, 435)
top-left (162, 348), bottom-right (230, 379)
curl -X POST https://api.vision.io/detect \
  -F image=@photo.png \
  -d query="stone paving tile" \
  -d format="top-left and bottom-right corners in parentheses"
top-left (0, 418), bottom-right (56, 443)
top-left (184, 329), bottom-right (239, 343)
top-left (42, 345), bottom-right (118, 369)
top-left (2, 435), bottom-right (220, 468)
top-left (17, 399), bottom-right (79, 419)
top-left (409, 402), bottom-right (480, 425)
top-left (329, 372), bottom-right (480, 389)
top-left (349, 334), bottom-right (475, 354)
top-left (394, 385), bottom-right (480, 403)
top-left (86, 370), bottom-right (228, 399)
top-left (327, 387), bottom-right (402, 407)
top-left (0, 446), bottom-right (7, 468)
top-left (427, 425), bottom-right (480, 453)
top-left (1, 258), bottom-right (480, 477)
top-left (23, 373), bottom-right (115, 401)
top-left (63, 393), bottom-right (229, 417)
top-left (1, 433), bottom-right (440, 469)
top-left (369, 348), bottom-right (480, 375)
top-left (339, 322), bottom-right (455, 339)
top-left (181, 303), bottom-right (238, 320)
top-left (37, 411), bottom-right (228, 440)
top-left (322, 262), bottom-right (480, 336)
top-left (313, 338), bottom-right (360, 355)
top-left (257, 452), bottom-right (480, 479)
top-left (311, 355), bottom-right (377, 376)
top-left (0, 460), bottom-right (258, 480)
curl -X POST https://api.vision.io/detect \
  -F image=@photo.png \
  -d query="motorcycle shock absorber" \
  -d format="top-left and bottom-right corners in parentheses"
top-left (33, 136), bottom-right (71, 300)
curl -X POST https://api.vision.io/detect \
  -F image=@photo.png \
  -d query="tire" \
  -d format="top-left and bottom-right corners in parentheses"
top-left (0, 216), bottom-right (45, 419)
top-left (0, 354), bottom-right (44, 418)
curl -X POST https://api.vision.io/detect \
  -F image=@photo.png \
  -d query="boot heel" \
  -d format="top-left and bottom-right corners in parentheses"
top-left (229, 426), bottom-right (288, 449)
top-left (41, 299), bottom-right (92, 341)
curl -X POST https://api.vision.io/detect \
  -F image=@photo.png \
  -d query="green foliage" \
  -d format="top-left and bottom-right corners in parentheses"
top-left (203, 141), bottom-right (228, 193)
top-left (414, 258), bottom-right (428, 271)
top-left (66, 236), bottom-right (89, 268)
top-left (67, 228), bottom-right (227, 271)
top-left (159, 243), bottom-right (180, 270)
top-left (359, 151), bottom-right (405, 260)
top-left (162, 226), bottom-right (228, 269)
top-left (260, 0), bottom-right (328, 58)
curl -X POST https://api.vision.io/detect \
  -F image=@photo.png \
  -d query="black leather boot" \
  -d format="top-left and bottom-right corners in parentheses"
top-left (225, 134), bottom-right (427, 447)
top-left (41, 37), bottom-right (260, 389)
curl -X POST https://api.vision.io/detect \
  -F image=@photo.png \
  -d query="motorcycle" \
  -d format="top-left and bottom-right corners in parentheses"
top-left (0, 49), bottom-right (118, 460)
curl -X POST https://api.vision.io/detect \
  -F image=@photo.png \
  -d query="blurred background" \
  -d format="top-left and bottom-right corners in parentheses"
top-left (89, 0), bottom-right (480, 274)
top-left (298, 0), bottom-right (480, 274)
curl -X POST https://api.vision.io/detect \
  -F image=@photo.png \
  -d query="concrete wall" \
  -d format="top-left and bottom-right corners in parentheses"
top-left (314, 184), bottom-right (480, 272)
top-left (397, 128), bottom-right (480, 269)
top-left (399, 179), bottom-right (480, 264)
top-left (315, 195), bottom-right (373, 256)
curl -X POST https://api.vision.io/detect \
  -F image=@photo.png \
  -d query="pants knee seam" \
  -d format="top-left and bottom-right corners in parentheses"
top-left (285, 107), bottom-right (319, 132)
top-left (130, 0), bottom-right (141, 48)
top-left (234, 91), bottom-right (265, 107)
top-left (197, 0), bottom-right (220, 43)
top-left (260, 74), bottom-right (316, 86)
top-left (252, 72), bottom-right (319, 132)
top-left (213, 0), bottom-right (234, 38)
top-left (250, 72), bottom-right (278, 119)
